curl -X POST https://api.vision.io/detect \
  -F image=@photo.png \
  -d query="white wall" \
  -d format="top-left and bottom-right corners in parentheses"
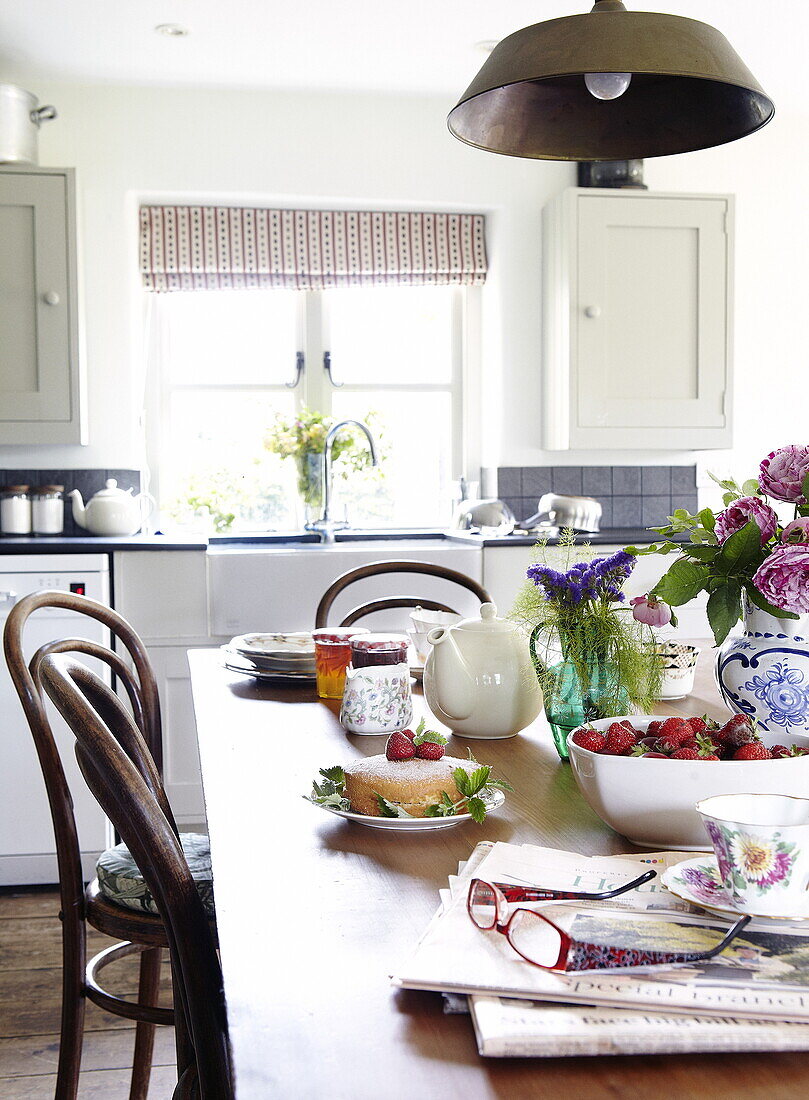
top-left (1, 80), bottom-right (807, 493)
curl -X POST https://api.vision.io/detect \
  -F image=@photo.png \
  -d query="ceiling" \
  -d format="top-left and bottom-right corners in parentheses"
top-left (0, 0), bottom-right (799, 105)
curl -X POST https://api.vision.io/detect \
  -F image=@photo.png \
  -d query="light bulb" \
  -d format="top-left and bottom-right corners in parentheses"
top-left (584, 72), bottom-right (632, 100)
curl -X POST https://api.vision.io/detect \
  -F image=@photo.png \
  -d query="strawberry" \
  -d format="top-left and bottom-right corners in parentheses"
top-left (719, 714), bottom-right (757, 749)
top-left (415, 740), bottom-right (445, 760)
top-left (732, 742), bottom-right (772, 761)
top-left (658, 717), bottom-right (694, 745)
top-left (399, 728), bottom-right (416, 741)
top-left (646, 720), bottom-right (663, 737)
top-left (571, 728), bottom-right (607, 753)
top-left (604, 725), bottom-right (637, 756)
top-left (655, 736), bottom-right (681, 755)
top-left (771, 744), bottom-right (790, 758)
top-left (700, 753), bottom-right (720, 761)
top-left (385, 732), bottom-right (416, 761)
top-left (671, 746), bottom-right (700, 760)
top-left (621, 720), bottom-right (638, 733)
top-left (695, 733), bottom-right (723, 758)
top-left (688, 716), bottom-right (708, 735)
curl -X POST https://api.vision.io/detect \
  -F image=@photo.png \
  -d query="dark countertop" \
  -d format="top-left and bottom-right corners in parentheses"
top-left (0, 534), bottom-right (208, 553)
top-left (446, 527), bottom-right (661, 547)
top-left (0, 527), bottom-right (663, 554)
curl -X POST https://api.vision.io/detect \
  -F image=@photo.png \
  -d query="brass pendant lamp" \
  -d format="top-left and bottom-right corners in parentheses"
top-left (448, 0), bottom-right (774, 160)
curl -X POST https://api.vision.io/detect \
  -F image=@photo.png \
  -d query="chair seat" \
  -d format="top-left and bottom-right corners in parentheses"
top-left (96, 833), bottom-right (215, 918)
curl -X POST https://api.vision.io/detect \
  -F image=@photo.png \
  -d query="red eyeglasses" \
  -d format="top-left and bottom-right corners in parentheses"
top-left (467, 879), bottom-right (751, 973)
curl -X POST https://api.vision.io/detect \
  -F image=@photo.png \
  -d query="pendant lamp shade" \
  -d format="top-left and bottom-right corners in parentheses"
top-left (448, 1), bottom-right (774, 161)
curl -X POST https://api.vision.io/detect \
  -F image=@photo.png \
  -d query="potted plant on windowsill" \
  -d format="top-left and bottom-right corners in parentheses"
top-left (627, 444), bottom-right (809, 736)
top-left (264, 408), bottom-right (381, 525)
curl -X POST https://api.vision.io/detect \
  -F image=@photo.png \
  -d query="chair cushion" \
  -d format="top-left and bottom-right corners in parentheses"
top-left (96, 832), bottom-right (215, 918)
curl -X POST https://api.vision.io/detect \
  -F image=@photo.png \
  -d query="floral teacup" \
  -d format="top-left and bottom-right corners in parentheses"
top-left (697, 793), bottom-right (809, 916)
top-left (339, 663), bottom-right (412, 736)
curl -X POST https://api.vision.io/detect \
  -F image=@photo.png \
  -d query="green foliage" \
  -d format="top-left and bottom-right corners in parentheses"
top-left (264, 406), bottom-right (386, 508)
top-left (511, 534), bottom-right (661, 717)
top-left (639, 483), bottom-right (802, 645)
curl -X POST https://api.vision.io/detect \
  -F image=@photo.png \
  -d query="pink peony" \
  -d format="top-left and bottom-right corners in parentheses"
top-left (715, 496), bottom-right (778, 545)
top-left (630, 594), bottom-right (672, 627)
top-left (759, 445), bottom-right (809, 503)
top-left (782, 518), bottom-right (809, 545)
top-left (753, 545), bottom-right (809, 615)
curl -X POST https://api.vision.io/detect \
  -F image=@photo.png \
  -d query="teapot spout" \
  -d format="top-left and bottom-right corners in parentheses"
top-left (69, 489), bottom-right (87, 529)
top-left (427, 626), bottom-right (475, 722)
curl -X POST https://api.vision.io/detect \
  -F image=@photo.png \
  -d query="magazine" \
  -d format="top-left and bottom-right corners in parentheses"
top-left (394, 842), bottom-right (809, 1025)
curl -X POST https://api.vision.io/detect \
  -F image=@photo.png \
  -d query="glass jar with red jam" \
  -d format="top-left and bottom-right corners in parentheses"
top-left (312, 627), bottom-right (369, 699)
top-left (350, 634), bottom-right (409, 669)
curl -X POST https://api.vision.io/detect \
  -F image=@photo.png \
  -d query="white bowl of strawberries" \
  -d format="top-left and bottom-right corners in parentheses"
top-left (567, 713), bottom-right (809, 850)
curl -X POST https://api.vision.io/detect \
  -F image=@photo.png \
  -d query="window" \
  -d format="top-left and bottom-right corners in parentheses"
top-left (146, 285), bottom-right (468, 532)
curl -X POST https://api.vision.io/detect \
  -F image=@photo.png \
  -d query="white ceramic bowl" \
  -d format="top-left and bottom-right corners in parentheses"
top-left (567, 715), bottom-right (809, 850)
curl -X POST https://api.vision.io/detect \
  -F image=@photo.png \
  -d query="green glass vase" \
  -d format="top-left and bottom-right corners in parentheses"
top-left (529, 627), bottom-right (630, 760)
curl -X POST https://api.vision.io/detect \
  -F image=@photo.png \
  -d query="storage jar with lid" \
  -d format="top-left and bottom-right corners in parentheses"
top-left (340, 633), bottom-right (412, 735)
top-left (0, 486), bottom-right (31, 535)
top-left (31, 485), bottom-right (64, 535)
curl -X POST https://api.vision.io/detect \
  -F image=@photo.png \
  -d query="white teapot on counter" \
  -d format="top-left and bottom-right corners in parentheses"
top-left (423, 602), bottom-right (543, 739)
top-left (69, 479), bottom-right (155, 537)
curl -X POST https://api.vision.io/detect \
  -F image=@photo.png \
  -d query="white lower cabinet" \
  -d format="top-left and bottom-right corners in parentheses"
top-left (146, 645), bottom-right (212, 826)
top-left (482, 544), bottom-right (710, 638)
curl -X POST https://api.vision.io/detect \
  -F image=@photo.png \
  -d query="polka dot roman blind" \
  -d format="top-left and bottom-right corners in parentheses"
top-left (139, 206), bottom-right (487, 291)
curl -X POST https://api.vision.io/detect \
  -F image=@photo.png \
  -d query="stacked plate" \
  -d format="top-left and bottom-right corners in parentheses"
top-left (222, 632), bottom-right (316, 684)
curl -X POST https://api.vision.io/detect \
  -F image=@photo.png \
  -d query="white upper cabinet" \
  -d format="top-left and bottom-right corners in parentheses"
top-left (543, 188), bottom-right (733, 450)
top-left (0, 167), bottom-right (85, 443)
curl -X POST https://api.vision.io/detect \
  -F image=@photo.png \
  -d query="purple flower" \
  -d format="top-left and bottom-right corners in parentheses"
top-left (753, 545), bottom-right (809, 615)
top-left (526, 551), bottom-right (636, 607)
top-left (630, 594), bottom-right (672, 627)
top-left (782, 518), bottom-right (809, 545)
top-left (759, 445), bottom-right (809, 503)
top-left (715, 496), bottom-right (778, 545)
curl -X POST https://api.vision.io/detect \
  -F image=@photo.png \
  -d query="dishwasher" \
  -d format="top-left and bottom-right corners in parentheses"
top-left (0, 553), bottom-right (112, 885)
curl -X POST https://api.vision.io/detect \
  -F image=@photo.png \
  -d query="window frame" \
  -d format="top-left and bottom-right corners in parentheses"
top-left (143, 285), bottom-right (479, 532)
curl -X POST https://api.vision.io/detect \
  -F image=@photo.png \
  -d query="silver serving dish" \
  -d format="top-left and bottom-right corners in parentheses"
top-left (520, 493), bottom-right (602, 533)
top-left (452, 498), bottom-right (516, 536)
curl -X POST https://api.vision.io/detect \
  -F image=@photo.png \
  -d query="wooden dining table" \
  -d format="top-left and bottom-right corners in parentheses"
top-left (188, 647), bottom-right (809, 1099)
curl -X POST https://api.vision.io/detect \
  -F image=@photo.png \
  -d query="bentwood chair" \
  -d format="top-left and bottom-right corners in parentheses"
top-left (37, 651), bottom-right (232, 1100)
top-left (3, 590), bottom-right (202, 1100)
top-left (315, 559), bottom-right (492, 628)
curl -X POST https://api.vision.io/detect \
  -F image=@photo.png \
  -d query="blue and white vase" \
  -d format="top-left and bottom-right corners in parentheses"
top-left (716, 607), bottom-right (809, 735)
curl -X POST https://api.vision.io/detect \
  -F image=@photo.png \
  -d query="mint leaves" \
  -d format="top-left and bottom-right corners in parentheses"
top-left (305, 766), bottom-right (351, 811)
top-left (412, 717), bottom-right (448, 749)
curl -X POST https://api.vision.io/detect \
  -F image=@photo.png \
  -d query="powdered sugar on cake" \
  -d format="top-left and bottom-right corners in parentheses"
top-left (345, 755), bottom-right (477, 783)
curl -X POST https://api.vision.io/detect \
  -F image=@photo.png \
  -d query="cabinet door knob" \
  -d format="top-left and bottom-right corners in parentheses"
top-left (584, 305), bottom-right (601, 319)
top-left (43, 291), bottom-right (60, 306)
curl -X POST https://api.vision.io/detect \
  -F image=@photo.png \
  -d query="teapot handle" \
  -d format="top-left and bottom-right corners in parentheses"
top-left (140, 492), bottom-right (157, 525)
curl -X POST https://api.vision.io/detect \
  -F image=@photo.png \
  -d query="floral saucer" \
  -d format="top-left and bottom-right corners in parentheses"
top-left (662, 856), bottom-right (809, 923)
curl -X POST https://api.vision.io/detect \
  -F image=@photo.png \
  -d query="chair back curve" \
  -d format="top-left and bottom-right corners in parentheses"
top-left (38, 651), bottom-right (232, 1100)
top-left (2, 590), bottom-right (165, 947)
top-left (315, 558), bottom-right (492, 628)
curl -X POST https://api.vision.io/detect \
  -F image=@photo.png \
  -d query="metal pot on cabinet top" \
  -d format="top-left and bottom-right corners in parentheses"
top-left (0, 85), bottom-right (57, 165)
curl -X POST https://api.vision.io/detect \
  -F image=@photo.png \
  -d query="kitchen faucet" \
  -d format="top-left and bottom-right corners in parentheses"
top-left (306, 419), bottom-right (379, 543)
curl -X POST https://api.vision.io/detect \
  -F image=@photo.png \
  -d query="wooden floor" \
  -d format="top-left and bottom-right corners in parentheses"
top-left (0, 887), bottom-right (177, 1099)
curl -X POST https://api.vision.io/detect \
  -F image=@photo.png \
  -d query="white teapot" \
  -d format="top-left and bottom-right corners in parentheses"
top-left (69, 479), bottom-right (155, 537)
top-left (423, 602), bottom-right (543, 739)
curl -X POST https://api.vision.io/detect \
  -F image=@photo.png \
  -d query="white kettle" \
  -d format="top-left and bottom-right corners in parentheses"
top-left (70, 479), bottom-right (155, 537)
top-left (423, 602), bottom-right (543, 739)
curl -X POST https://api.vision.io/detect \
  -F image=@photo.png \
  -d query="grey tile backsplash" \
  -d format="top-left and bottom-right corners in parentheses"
top-left (0, 469), bottom-right (141, 536)
top-left (498, 464), bottom-right (697, 531)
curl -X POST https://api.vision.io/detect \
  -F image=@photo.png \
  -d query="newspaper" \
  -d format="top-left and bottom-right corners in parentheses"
top-left (394, 842), bottom-right (809, 1038)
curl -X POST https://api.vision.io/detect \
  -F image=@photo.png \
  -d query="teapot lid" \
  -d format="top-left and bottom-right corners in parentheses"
top-left (92, 478), bottom-right (132, 498)
top-left (456, 602), bottom-right (514, 633)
